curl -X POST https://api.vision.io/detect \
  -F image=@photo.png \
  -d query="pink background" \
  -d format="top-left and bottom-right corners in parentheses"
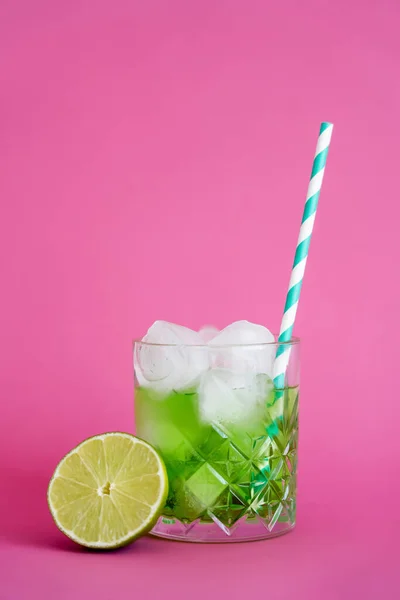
top-left (1, 1), bottom-right (399, 598)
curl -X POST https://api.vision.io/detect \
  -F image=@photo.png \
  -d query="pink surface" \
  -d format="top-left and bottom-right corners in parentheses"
top-left (1, 1), bottom-right (399, 598)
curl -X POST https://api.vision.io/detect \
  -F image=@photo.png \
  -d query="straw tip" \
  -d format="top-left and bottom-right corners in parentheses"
top-left (320, 122), bottom-right (334, 132)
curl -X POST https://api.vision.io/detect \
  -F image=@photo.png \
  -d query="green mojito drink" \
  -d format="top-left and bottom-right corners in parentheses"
top-left (134, 320), bottom-right (299, 542)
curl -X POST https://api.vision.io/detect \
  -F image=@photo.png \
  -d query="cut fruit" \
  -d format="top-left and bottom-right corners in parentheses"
top-left (47, 432), bottom-right (168, 549)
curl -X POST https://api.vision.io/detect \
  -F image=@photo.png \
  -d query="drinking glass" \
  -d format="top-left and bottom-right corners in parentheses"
top-left (134, 338), bottom-right (300, 542)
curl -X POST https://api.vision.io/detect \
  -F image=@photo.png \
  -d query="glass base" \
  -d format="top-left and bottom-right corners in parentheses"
top-left (151, 515), bottom-right (295, 543)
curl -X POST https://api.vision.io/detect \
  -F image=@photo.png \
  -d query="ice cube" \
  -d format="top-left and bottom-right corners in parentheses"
top-left (134, 321), bottom-right (209, 392)
top-left (198, 325), bottom-right (219, 343)
top-left (208, 320), bottom-right (275, 376)
top-left (199, 368), bottom-right (273, 425)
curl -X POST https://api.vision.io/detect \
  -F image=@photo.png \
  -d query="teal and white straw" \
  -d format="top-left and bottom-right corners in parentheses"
top-left (273, 122), bottom-right (334, 389)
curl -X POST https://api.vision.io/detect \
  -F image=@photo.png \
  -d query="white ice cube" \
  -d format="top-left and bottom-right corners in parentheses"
top-left (198, 325), bottom-right (219, 343)
top-left (134, 321), bottom-right (209, 392)
top-left (209, 320), bottom-right (275, 376)
top-left (199, 368), bottom-right (273, 425)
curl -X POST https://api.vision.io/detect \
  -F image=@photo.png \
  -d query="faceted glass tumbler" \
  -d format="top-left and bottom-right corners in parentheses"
top-left (134, 338), bottom-right (300, 543)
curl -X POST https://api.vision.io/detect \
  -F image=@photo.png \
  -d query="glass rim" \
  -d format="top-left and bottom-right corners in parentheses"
top-left (133, 335), bottom-right (300, 349)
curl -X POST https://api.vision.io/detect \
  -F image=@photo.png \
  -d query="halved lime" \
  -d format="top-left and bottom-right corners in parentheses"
top-left (47, 432), bottom-right (168, 549)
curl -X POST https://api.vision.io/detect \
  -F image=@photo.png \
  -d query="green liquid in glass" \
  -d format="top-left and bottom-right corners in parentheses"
top-left (135, 382), bottom-right (298, 529)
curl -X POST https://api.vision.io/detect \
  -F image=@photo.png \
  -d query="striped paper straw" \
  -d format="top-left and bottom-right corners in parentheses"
top-left (273, 122), bottom-right (334, 390)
